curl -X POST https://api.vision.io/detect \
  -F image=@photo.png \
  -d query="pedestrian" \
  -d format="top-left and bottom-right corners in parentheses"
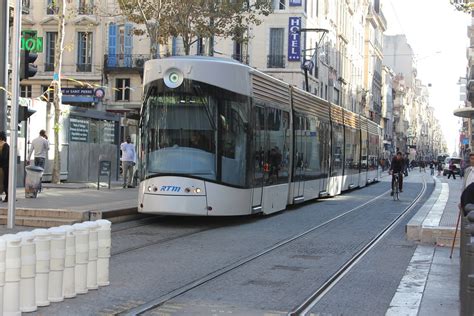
top-left (437, 161), bottom-right (443, 176)
top-left (0, 131), bottom-right (9, 202)
top-left (460, 159), bottom-right (465, 178)
top-left (463, 153), bottom-right (474, 189)
top-left (27, 129), bottom-right (49, 169)
top-left (447, 160), bottom-right (456, 180)
top-left (120, 135), bottom-right (136, 188)
top-left (429, 161), bottom-right (435, 176)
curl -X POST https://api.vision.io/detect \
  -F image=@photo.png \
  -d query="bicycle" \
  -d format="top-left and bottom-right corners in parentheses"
top-left (392, 172), bottom-right (400, 201)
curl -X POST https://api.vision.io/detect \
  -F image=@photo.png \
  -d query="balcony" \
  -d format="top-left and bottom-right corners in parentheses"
top-left (232, 54), bottom-right (249, 65)
top-left (373, 71), bottom-right (382, 84)
top-left (267, 55), bottom-right (285, 68)
top-left (44, 63), bottom-right (54, 72)
top-left (76, 63), bottom-right (92, 72)
top-left (78, 5), bottom-right (93, 15)
top-left (22, 0), bottom-right (30, 14)
top-left (104, 54), bottom-right (150, 73)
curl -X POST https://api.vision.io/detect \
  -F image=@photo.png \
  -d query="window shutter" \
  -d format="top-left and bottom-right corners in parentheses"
top-left (108, 23), bottom-right (117, 67)
top-left (124, 23), bottom-right (133, 67)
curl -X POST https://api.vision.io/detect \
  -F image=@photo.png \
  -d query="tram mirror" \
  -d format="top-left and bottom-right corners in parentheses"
top-left (164, 68), bottom-right (184, 88)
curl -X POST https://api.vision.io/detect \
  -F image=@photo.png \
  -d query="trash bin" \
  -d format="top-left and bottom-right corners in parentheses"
top-left (25, 165), bottom-right (44, 198)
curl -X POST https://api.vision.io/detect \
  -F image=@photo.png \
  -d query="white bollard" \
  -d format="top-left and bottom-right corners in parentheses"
top-left (72, 223), bottom-right (89, 294)
top-left (59, 225), bottom-right (76, 298)
top-left (84, 221), bottom-right (99, 290)
top-left (17, 231), bottom-right (36, 312)
top-left (96, 220), bottom-right (111, 286)
top-left (0, 237), bottom-right (7, 316)
top-left (32, 228), bottom-right (50, 307)
top-left (3, 234), bottom-right (22, 316)
top-left (47, 227), bottom-right (66, 302)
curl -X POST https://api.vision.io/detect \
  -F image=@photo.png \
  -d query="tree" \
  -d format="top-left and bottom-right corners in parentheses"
top-left (51, 0), bottom-right (66, 184)
top-left (118, 0), bottom-right (273, 56)
top-left (450, 0), bottom-right (474, 12)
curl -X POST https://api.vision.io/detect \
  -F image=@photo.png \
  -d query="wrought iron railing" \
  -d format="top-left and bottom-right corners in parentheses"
top-left (232, 54), bottom-right (249, 64)
top-left (22, 0), bottom-right (30, 14)
top-left (44, 63), bottom-right (54, 72)
top-left (104, 54), bottom-right (150, 70)
top-left (76, 63), bottom-right (92, 72)
top-left (78, 5), bottom-right (94, 15)
top-left (267, 55), bottom-right (285, 68)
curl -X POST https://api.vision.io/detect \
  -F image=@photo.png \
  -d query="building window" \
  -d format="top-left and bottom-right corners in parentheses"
top-left (268, 28), bottom-right (284, 68)
top-left (41, 85), bottom-right (54, 102)
top-left (22, 0), bottom-right (31, 14)
top-left (78, 0), bottom-right (93, 15)
top-left (20, 85), bottom-right (32, 98)
top-left (77, 32), bottom-right (93, 72)
top-left (46, 0), bottom-right (58, 14)
top-left (45, 32), bottom-right (57, 72)
top-left (115, 79), bottom-right (130, 101)
top-left (273, 0), bottom-right (285, 10)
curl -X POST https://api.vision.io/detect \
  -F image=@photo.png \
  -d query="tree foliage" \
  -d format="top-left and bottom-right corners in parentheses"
top-left (450, 0), bottom-right (474, 13)
top-left (118, 0), bottom-right (273, 55)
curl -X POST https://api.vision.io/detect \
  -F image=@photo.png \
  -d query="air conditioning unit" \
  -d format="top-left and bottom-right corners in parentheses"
top-left (135, 58), bottom-right (145, 67)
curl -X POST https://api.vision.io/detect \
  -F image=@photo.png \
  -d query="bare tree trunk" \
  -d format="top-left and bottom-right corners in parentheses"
top-left (52, 0), bottom-right (66, 184)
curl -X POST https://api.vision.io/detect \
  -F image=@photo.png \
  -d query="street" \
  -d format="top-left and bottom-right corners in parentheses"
top-left (28, 172), bottom-right (441, 316)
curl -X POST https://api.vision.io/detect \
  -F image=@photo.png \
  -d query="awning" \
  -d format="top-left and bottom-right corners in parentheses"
top-left (453, 107), bottom-right (474, 118)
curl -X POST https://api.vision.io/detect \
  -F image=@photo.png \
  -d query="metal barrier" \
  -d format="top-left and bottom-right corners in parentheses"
top-left (0, 220), bottom-right (111, 314)
top-left (460, 204), bottom-right (474, 315)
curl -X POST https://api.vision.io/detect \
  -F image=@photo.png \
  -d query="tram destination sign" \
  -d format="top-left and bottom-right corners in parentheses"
top-left (288, 17), bottom-right (301, 61)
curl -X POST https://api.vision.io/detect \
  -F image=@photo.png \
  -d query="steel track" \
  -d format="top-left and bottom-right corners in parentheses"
top-left (288, 176), bottom-right (428, 315)
top-left (118, 187), bottom-right (394, 316)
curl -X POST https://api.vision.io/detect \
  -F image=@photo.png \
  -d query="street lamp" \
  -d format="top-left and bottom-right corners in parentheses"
top-left (298, 28), bottom-right (328, 93)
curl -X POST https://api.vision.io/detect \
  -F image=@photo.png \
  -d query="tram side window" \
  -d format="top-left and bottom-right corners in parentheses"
top-left (319, 120), bottom-right (330, 176)
top-left (331, 123), bottom-right (344, 175)
top-left (361, 130), bottom-right (368, 170)
top-left (266, 108), bottom-right (289, 185)
top-left (307, 116), bottom-right (322, 179)
top-left (220, 99), bottom-right (249, 187)
top-left (368, 134), bottom-right (379, 170)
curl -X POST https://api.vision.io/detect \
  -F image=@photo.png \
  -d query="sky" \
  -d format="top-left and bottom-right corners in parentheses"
top-left (383, 0), bottom-right (471, 155)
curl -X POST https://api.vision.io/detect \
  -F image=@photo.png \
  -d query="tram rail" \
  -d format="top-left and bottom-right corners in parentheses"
top-left (288, 175), bottom-right (428, 315)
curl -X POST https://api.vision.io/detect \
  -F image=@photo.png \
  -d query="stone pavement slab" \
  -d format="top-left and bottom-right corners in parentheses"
top-left (0, 183), bottom-right (140, 227)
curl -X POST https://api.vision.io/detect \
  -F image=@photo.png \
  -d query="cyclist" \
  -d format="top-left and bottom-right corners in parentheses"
top-left (389, 151), bottom-right (405, 196)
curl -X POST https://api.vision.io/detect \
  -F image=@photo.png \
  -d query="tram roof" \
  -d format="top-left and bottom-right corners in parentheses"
top-left (144, 56), bottom-right (255, 96)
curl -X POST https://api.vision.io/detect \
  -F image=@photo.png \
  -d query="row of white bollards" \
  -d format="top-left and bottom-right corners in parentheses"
top-left (0, 220), bottom-right (111, 315)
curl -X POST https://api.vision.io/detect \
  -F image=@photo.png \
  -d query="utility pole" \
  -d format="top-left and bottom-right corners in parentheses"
top-left (7, 0), bottom-right (21, 229)
top-left (0, 0), bottom-right (9, 132)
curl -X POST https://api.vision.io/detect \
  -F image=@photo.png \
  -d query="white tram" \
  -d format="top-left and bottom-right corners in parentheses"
top-left (138, 56), bottom-right (382, 216)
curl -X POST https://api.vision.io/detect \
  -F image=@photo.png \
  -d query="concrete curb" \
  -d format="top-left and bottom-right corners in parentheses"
top-left (406, 176), bottom-right (459, 246)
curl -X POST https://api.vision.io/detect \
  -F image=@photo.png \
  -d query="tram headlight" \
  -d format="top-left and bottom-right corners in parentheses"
top-left (194, 188), bottom-right (202, 194)
top-left (164, 68), bottom-right (184, 89)
top-left (147, 186), bottom-right (152, 192)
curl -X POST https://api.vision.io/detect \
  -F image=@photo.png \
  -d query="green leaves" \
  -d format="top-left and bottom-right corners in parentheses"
top-left (117, 0), bottom-right (273, 55)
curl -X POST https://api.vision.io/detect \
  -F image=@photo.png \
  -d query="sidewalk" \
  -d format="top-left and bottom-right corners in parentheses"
top-left (387, 170), bottom-right (462, 315)
top-left (0, 181), bottom-right (141, 228)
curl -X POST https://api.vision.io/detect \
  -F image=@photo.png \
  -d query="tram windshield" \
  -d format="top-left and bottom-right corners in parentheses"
top-left (141, 79), bottom-right (250, 186)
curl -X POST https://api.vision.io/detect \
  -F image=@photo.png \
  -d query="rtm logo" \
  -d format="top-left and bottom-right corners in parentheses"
top-left (160, 186), bottom-right (181, 192)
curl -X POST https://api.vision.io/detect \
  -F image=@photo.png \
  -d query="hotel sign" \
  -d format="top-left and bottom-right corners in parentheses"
top-left (288, 17), bottom-right (301, 61)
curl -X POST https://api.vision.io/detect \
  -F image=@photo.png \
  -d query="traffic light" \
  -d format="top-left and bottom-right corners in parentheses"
top-left (18, 106), bottom-right (36, 123)
top-left (20, 50), bottom-right (38, 80)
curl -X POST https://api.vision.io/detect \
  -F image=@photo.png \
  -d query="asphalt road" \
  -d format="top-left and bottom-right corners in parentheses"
top-left (32, 173), bottom-right (433, 316)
